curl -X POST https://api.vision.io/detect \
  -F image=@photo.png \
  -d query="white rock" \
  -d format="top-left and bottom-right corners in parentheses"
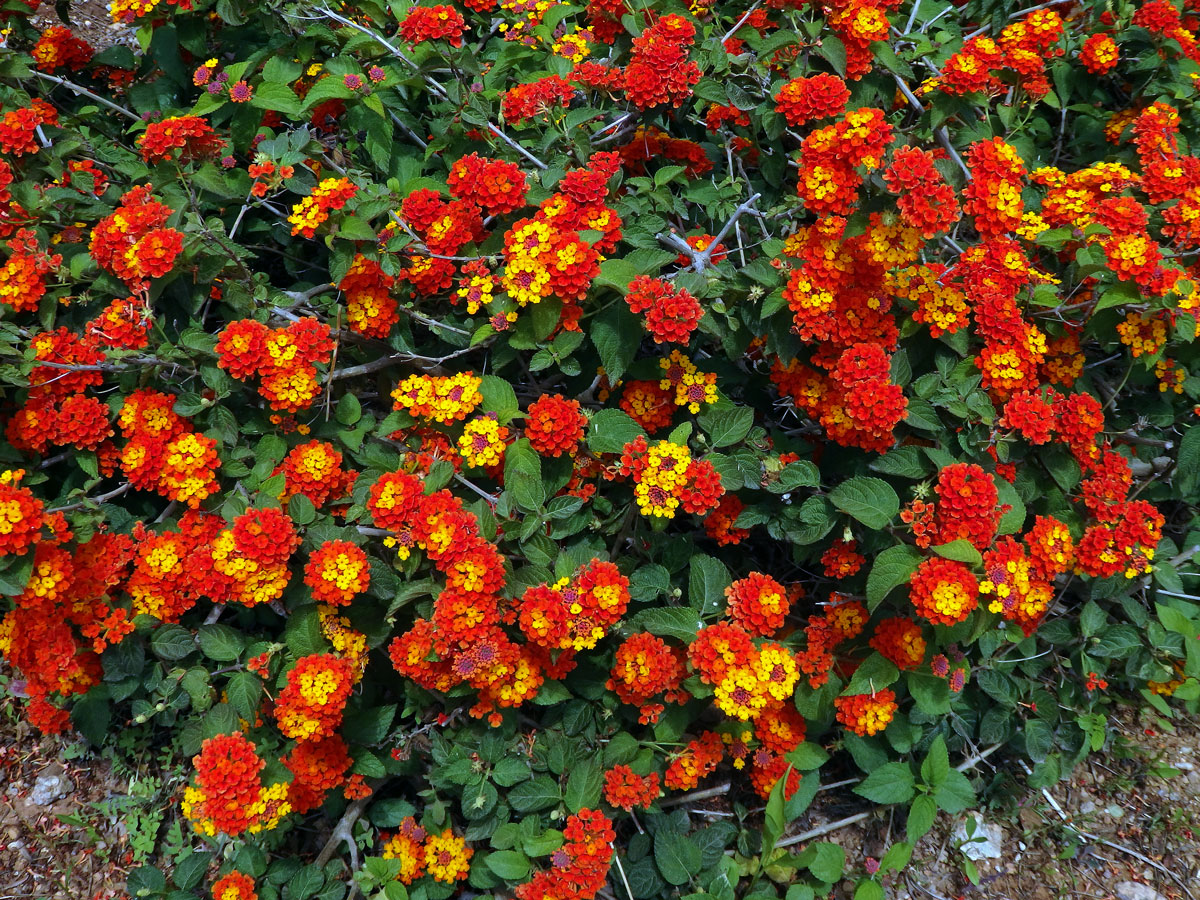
top-left (953, 815), bottom-right (1003, 860)
top-left (1115, 883), bottom-right (1168, 900)
top-left (30, 772), bottom-right (72, 806)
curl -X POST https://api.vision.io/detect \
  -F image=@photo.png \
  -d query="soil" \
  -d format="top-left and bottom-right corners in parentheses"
top-left (30, 0), bottom-right (138, 50)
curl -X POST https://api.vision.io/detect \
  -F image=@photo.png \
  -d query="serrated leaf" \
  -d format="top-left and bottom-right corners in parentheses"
top-left (854, 762), bottom-right (916, 804)
top-left (866, 545), bottom-right (923, 611)
top-left (828, 477), bottom-right (899, 529)
top-left (698, 406), bottom-right (754, 448)
top-left (587, 409), bottom-right (645, 454)
top-left (654, 830), bottom-right (701, 886)
top-left (627, 607), bottom-right (702, 641)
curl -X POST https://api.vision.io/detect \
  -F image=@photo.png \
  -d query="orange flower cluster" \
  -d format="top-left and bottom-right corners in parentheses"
top-left (664, 731), bottom-right (723, 790)
top-left (515, 809), bottom-right (614, 900)
top-left (287, 177), bottom-right (357, 238)
top-left (118, 389), bottom-right (221, 508)
top-left (884, 146), bottom-right (961, 237)
top-left (869, 617), bottom-right (926, 669)
top-left (607, 631), bottom-right (688, 724)
top-left (0, 470), bottom-right (43, 557)
top-left (180, 506), bottom-right (299, 609)
top-left (616, 126), bottom-right (713, 178)
top-left (398, 5), bottom-right (466, 46)
top-left (31, 26), bottom-right (94, 73)
top-left (619, 379), bottom-right (675, 434)
top-left (834, 689), bottom-right (897, 736)
top-left (519, 559), bottom-right (631, 652)
top-left (725, 572), bottom-right (789, 636)
top-left (340, 254), bottom-right (397, 338)
top-left (374, 470), bottom-right (535, 722)
top-left (447, 153), bottom-right (528, 215)
top-left (86, 296), bottom-right (151, 349)
top-left (7, 390), bottom-right (113, 456)
top-left (964, 138), bottom-right (1026, 237)
top-left (183, 732), bottom-right (291, 837)
top-left (602, 765), bottom-right (661, 811)
top-left (617, 436), bottom-right (724, 519)
top-left (625, 275), bottom-right (703, 344)
top-left (938, 9), bottom-right (1063, 97)
top-left (273, 439), bottom-right (357, 508)
top-left (704, 494), bottom-right (750, 546)
top-left (304, 540), bottom-right (370, 606)
top-left (89, 185), bottom-right (184, 288)
top-left (391, 372), bottom-right (482, 425)
top-left (1, 228), bottom-right (61, 313)
top-left (622, 14), bottom-right (701, 109)
top-left (211, 871), bottom-right (257, 900)
top-left (138, 115), bottom-right (226, 163)
top-left (381, 817), bottom-right (429, 884)
top-left (524, 393), bottom-right (586, 457)
top-left (0, 99), bottom-right (57, 156)
top-left (775, 73), bottom-right (849, 127)
top-left (274, 654), bottom-right (356, 740)
top-left (215, 318), bottom-right (334, 412)
top-left (909, 557), bottom-right (979, 625)
top-left (796, 108), bottom-right (893, 216)
top-left (283, 734), bottom-right (352, 814)
top-left (1080, 33), bottom-right (1119, 74)
top-left (979, 536), bottom-right (1055, 635)
top-left (501, 75), bottom-right (575, 125)
top-left (821, 539), bottom-right (865, 578)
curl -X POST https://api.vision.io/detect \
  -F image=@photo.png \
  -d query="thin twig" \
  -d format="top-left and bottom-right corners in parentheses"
top-left (722, 0), bottom-right (764, 42)
top-left (47, 482), bottom-right (132, 513)
top-left (32, 71), bottom-right (141, 121)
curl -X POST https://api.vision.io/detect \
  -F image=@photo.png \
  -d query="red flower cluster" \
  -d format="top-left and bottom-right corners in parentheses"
top-left (884, 145), bottom-right (961, 237)
top-left (932, 463), bottom-right (1003, 549)
top-left (0, 99), bottom-right (57, 156)
top-left (625, 275), bottom-right (703, 344)
top-left (869, 617), bottom-right (926, 670)
top-left (275, 654), bottom-right (357, 740)
top-left (340, 254), bottom-right (397, 339)
top-left (774, 74), bottom-right (849, 127)
top-left (664, 731), bottom-right (723, 790)
top-left (447, 153), bottom-right (528, 215)
top-left (304, 540), bottom-right (370, 606)
top-left (603, 765), bottom-right (661, 811)
top-left (398, 5), bottom-right (466, 46)
top-left (834, 689), bottom-right (897, 736)
top-left (31, 26), bottom-right (94, 73)
top-left (273, 439), bottom-right (357, 509)
top-left (909, 557), bottom-right (979, 625)
top-left (117, 389), bottom-right (220, 508)
top-left (89, 185), bottom-right (184, 287)
top-left (138, 115), bottom-right (227, 163)
top-left (515, 809), bottom-right (614, 900)
top-left (1, 228), bottom-right (61, 313)
top-left (284, 734), bottom-right (352, 814)
top-left (525, 393), bottom-right (586, 457)
top-left (502, 75), bottom-right (574, 125)
top-left (215, 318), bottom-right (334, 412)
top-left (623, 14), bottom-right (701, 109)
top-left (211, 871), bottom-right (257, 900)
top-left (607, 631), bottom-right (688, 724)
top-left (86, 296), bottom-right (151, 349)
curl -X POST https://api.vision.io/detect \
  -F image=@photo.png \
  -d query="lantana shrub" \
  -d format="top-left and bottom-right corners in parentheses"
top-left (1, 0), bottom-right (1199, 896)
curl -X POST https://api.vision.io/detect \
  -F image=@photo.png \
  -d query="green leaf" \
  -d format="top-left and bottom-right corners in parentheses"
top-left (504, 439), bottom-right (545, 512)
top-left (591, 297), bottom-right (642, 384)
top-left (906, 794), bottom-right (937, 841)
top-left (627, 607), bottom-right (703, 642)
top-left (853, 762), bottom-right (916, 805)
top-left (226, 671), bottom-right (262, 720)
top-left (480, 375), bottom-right (519, 421)
top-left (150, 624), bottom-right (196, 661)
top-left (785, 742), bottom-right (830, 771)
top-left (1023, 719), bottom-right (1054, 763)
top-left (688, 554), bottom-right (731, 616)
top-left (654, 830), bottom-right (702, 886)
top-left (828, 477), bottom-right (899, 530)
top-left (855, 880), bottom-right (886, 900)
top-left (844, 653), bottom-right (900, 695)
top-left (285, 864), bottom-right (324, 899)
top-left (808, 842), bottom-right (845, 882)
top-left (866, 544), bottom-right (923, 611)
top-left (587, 409), bottom-right (645, 454)
top-left (197, 624), bottom-right (245, 662)
top-left (564, 756), bottom-right (603, 812)
top-left (698, 406), bottom-right (754, 448)
top-left (919, 735), bottom-right (950, 790)
top-left (933, 769), bottom-right (977, 814)
top-left (509, 775), bottom-right (561, 813)
top-left (484, 850), bottom-right (531, 881)
top-left (172, 850), bottom-right (212, 890)
top-left (1177, 426), bottom-right (1200, 497)
top-left (335, 393), bottom-right (362, 425)
top-left (932, 540), bottom-right (982, 566)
